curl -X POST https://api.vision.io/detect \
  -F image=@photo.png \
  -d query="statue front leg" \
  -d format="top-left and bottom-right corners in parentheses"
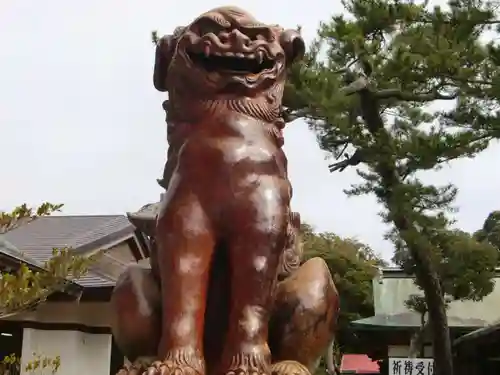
top-left (218, 190), bottom-right (289, 375)
top-left (146, 194), bottom-right (215, 375)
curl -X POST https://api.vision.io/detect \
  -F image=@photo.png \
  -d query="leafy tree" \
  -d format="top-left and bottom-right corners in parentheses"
top-left (1, 353), bottom-right (60, 375)
top-left (0, 203), bottom-right (91, 318)
top-left (394, 229), bottom-right (498, 302)
top-left (474, 210), bottom-right (500, 251)
top-left (301, 223), bottom-right (386, 354)
top-left (284, 0), bottom-right (500, 373)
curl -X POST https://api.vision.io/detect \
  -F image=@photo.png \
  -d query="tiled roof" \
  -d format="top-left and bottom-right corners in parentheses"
top-left (74, 273), bottom-right (115, 287)
top-left (126, 202), bottom-right (161, 237)
top-left (0, 236), bottom-right (33, 263)
top-left (1, 215), bottom-right (136, 288)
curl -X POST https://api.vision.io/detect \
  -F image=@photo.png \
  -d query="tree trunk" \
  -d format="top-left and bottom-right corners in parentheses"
top-left (409, 316), bottom-right (429, 358)
top-left (410, 263), bottom-right (453, 375)
top-left (353, 83), bottom-right (454, 375)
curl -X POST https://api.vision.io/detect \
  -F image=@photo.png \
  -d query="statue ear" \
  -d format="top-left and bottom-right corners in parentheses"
top-left (279, 29), bottom-right (305, 64)
top-left (153, 28), bottom-right (184, 92)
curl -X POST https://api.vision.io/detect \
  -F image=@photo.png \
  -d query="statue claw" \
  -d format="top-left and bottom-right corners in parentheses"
top-left (143, 360), bottom-right (204, 375)
top-left (116, 357), bottom-right (153, 375)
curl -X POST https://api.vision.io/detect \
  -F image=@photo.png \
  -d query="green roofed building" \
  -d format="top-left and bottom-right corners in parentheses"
top-left (0, 213), bottom-right (151, 375)
top-left (350, 268), bottom-right (500, 374)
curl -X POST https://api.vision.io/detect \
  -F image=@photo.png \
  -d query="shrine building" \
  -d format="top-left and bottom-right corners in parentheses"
top-left (0, 214), bottom-right (151, 375)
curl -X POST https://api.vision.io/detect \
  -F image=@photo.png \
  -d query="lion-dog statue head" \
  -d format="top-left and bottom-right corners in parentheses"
top-left (153, 6), bottom-right (305, 123)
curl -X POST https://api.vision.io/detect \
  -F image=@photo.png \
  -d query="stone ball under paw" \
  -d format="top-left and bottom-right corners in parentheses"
top-left (271, 361), bottom-right (311, 375)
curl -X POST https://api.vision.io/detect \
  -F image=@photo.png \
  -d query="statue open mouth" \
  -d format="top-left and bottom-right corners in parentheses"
top-left (153, 8), bottom-right (305, 94)
top-left (187, 50), bottom-right (276, 74)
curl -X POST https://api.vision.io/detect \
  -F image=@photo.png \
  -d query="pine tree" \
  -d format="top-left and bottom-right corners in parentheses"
top-left (475, 210), bottom-right (500, 251)
top-left (284, 1), bottom-right (500, 374)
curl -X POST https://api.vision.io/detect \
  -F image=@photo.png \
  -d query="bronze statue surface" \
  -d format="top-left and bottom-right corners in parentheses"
top-left (111, 6), bottom-right (340, 375)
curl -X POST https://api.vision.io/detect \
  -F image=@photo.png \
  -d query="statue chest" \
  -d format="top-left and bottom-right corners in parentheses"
top-left (180, 114), bottom-right (279, 165)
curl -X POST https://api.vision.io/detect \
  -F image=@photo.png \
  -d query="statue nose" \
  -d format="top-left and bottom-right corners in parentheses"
top-left (229, 29), bottom-right (251, 49)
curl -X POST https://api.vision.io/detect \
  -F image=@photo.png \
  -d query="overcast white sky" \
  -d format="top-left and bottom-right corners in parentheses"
top-left (1, 0), bottom-right (499, 260)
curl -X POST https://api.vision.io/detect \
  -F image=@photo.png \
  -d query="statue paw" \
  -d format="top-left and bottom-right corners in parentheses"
top-left (224, 366), bottom-right (268, 375)
top-left (142, 356), bottom-right (204, 375)
top-left (116, 357), bottom-right (154, 375)
top-left (223, 346), bottom-right (271, 375)
top-left (270, 361), bottom-right (311, 375)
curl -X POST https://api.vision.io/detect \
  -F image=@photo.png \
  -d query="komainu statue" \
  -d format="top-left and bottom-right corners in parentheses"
top-left (111, 6), bottom-right (340, 375)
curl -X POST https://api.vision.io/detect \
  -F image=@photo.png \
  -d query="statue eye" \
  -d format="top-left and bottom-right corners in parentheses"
top-left (240, 26), bottom-right (273, 41)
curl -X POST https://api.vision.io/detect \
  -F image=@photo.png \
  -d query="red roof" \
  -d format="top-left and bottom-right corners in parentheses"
top-left (340, 354), bottom-right (380, 374)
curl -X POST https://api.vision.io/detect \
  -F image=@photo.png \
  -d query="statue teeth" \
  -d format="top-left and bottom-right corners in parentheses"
top-left (257, 51), bottom-right (264, 64)
top-left (224, 51), bottom-right (235, 57)
top-left (235, 52), bottom-right (244, 58)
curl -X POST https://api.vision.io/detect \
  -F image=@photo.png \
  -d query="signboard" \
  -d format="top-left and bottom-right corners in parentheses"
top-left (388, 358), bottom-right (434, 375)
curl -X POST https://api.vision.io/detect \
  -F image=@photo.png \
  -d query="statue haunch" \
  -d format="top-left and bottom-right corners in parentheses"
top-left (110, 6), bottom-right (340, 375)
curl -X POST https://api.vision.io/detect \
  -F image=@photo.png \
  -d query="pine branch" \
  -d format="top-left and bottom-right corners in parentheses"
top-left (329, 149), bottom-right (365, 172)
top-left (376, 89), bottom-right (458, 101)
top-left (342, 76), bottom-right (458, 101)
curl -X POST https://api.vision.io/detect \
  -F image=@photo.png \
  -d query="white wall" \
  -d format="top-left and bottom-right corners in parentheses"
top-left (373, 272), bottom-right (500, 323)
top-left (20, 328), bottom-right (111, 375)
top-left (2, 302), bottom-right (116, 375)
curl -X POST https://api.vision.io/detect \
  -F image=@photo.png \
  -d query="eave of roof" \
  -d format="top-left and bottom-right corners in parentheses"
top-left (352, 312), bottom-right (487, 331)
top-left (380, 267), bottom-right (500, 279)
top-left (453, 321), bottom-right (500, 347)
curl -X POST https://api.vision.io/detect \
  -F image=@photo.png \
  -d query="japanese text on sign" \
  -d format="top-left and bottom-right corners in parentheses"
top-left (388, 358), bottom-right (433, 375)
